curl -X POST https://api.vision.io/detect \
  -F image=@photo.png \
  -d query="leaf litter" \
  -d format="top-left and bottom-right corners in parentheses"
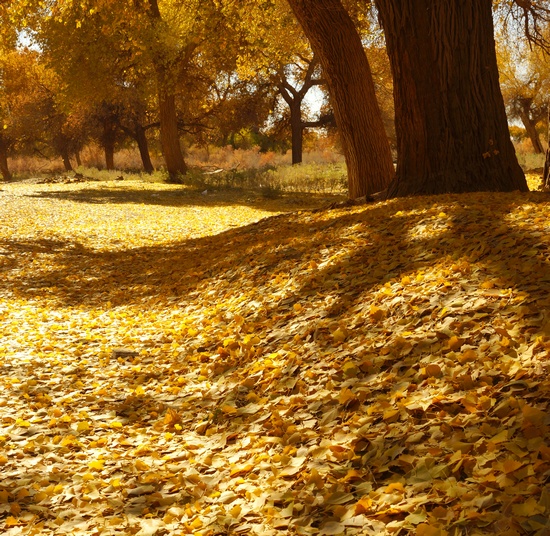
top-left (1, 178), bottom-right (550, 535)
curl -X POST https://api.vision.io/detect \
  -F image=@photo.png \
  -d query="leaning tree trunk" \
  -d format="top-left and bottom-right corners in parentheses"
top-left (286, 0), bottom-right (394, 197)
top-left (0, 138), bottom-right (12, 181)
top-left (134, 124), bottom-right (154, 174)
top-left (519, 110), bottom-right (544, 154)
top-left (376, 0), bottom-right (528, 196)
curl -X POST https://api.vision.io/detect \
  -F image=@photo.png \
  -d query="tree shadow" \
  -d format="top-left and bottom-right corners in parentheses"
top-left (22, 185), bottom-right (341, 212)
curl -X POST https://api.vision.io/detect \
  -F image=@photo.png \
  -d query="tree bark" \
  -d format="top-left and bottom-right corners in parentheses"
top-left (157, 68), bottom-right (187, 182)
top-left (61, 148), bottom-right (73, 172)
top-left (290, 101), bottom-right (304, 165)
top-left (0, 137), bottom-right (12, 181)
top-left (376, 0), bottom-right (528, 196)
top-left (101, 117), bottom-right (117, 170)
top-left (286, 0), bottom-right (394, 198)
top-left (519, 109), bottom-right (544, 154)
top-left (134, 124), bottom-right (154, 174)
top-left (542, 104), bottom-right (550, 190)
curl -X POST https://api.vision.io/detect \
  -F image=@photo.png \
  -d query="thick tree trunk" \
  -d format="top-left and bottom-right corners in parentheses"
top-left (376, 0), bottom-right (527, 196)
top-left (134, 124), bottom-right (154, 174)
top-left (519, 110), bottom-right (544, 154)
top-left (286, 0), bottom-right (394, 198)
top-left (290, 102), bottom-right (304, 165)
top-left (75, 151), bottom-right (82, 167)
top-left (0, 138), bottom-right (12, 181)
top-left (157, 70), bottom-right (187, 182)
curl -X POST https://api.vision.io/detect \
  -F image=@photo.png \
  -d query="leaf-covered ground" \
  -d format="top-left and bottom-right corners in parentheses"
top-left (1, 178), bottom-right (550, 536)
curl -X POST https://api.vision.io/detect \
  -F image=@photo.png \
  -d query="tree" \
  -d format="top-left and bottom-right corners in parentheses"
top-left (497, 31), bottom-right (550, 154)
top-left (285, 0), bottom-right (395, 197)
top-left (375, 0), bottom-right (528, 196)
top-left (276, 56), bottom-right (328, 164)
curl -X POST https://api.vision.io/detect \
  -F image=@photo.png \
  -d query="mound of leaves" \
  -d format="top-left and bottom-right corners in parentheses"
top-left (1, 179), bottom-right (550, 536)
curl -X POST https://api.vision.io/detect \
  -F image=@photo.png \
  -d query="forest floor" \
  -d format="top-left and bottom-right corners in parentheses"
top-left (1, 177), bottom-right (550, 536)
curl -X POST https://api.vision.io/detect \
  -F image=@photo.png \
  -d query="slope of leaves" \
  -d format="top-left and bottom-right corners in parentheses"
top-left (1, 179), bottom-right (550, 536)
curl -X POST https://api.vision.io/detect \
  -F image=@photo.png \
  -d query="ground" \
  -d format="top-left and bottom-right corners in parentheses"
top-left (1, 178), bottom-right (550, 536)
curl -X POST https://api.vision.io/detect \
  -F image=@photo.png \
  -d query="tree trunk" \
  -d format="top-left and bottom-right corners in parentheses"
top-left (0, 137), bottom-right (12, 181)
top-left (75, 151), bottom-right (82, 167)
top-left (519, 110), bottom-right (544, 154)
top-left (101, 117), bottom-right (117, 170)
top-left (157, 69), bottom-right (187, 182)
top-left (134, 124), bottom-right (154, 174)
top-left (290, 101), bottom-right (304, 165)
top-left (61, 148), bottom-right (73, 172)
top-left (286, 0), bottom-right (394, 198)
top-left (542, 105), bottom-right (550, 190)
top-left (376, 0), bottom-right (528, 196)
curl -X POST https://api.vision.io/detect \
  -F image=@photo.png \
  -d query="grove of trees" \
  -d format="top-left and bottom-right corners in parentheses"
top-left (1, 0), bottom-right (548, 197)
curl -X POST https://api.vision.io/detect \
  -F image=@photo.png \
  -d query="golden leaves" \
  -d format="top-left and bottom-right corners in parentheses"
top-left (1, 181), bottom-right (550, 535)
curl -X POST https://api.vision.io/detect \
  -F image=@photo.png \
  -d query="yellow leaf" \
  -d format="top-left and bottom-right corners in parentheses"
top-left (383, 409), bottom-right (400, 422)
top-left (522, 404), bottom-right (546, 426)
top-left (76, 421), bottom-right (90, 432)
top-left (10, 503), bottom-right (21, 515)
top-left (5, 516), bottom-right (19, 527)
top-left (88, 460), bottom-right (104, 470)
top-left (447, 336), bottom-right (463, 351)
top-left (386, 482), bottom-right (405, 493)
top-left (0, 454), bottom-right (8, 465)
top-left (190, 518), bottom-right (203, 529)
top-left (416, 523), bottom-right (441, 536)
top-left (221, 404), bottom-right (237, 414)
top-left (135, 459), bottom-right (150, 471)
top-left (501, 459), bottom-right (523, 474)
top-left (339, 388), bottom-right (356, 405)
top-left (15, 418), bottom-right (31, 428)
top-left (425, 364), bottom-right (442, 378)
top-left (355, 497), bottom-right (372, 515)
top-left (34, 491), bottom-right (48, 502)
top-left (135, 386), bottom-right (145, 396)
top-left (369, 305), bottom-right (385, 322)
top-left (332, 328), bottom-right (347, 343)
top-left (0, 490), bottom-right (9, 503)
top-left (229, 505), bottom-right (242, 518)
top-left (16, 489), bottom-right (29, 500)
top-left (512, 497), bottom-right (544, 517)
top-left (110, 421), bottom-right (123, 428)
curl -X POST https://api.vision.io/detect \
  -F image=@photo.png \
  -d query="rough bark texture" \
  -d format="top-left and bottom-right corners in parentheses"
top-left (376, 0), bottom-right (528, 196)
top-left (0, 137), bottom-right (12, 181)
top-left (287, 0), bottom-right (394, 197)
